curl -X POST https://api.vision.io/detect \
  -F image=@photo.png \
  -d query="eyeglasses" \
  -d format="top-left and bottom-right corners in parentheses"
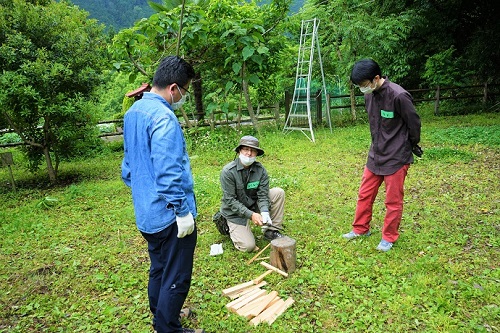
top-left (175, 83), bottom-right (191, 96)
top-left (240, 147), bottom-right (258, 155)
top-left (354, 80), bottom-right (373, 89)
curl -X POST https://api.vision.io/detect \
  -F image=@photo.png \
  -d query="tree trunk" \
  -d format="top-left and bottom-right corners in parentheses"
top-left (179, 107), bottom-right (191, 128)
top-left (241, 62), bottom-right (258, 130)
top-left (349, 85), bottom-right (357, 121)
top-left (193, 72), bottom-right (204, 121)
top-left (41, 116), bottom-right (57, 183)
top-left (43, 146), bottom-right (56, 183)
top-left (176, 0), bottom-right (186, 56)
top-left (54, 151), bottom-right (60, 176)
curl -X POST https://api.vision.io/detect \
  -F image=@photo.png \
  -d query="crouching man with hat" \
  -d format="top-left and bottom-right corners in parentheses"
top-left (219, 135), bottom-right (286, 252)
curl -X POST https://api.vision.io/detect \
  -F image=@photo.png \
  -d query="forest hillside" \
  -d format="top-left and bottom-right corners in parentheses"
top-left (65, 0), bottom-right (305, 30)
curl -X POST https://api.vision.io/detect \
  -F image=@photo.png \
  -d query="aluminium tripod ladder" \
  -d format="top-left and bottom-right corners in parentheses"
top-left (283, 18), bottom-right (331, 142)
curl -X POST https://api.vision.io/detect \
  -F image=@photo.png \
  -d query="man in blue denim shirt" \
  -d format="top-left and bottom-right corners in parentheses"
top-left (121, 56), bottom-right (204, 333)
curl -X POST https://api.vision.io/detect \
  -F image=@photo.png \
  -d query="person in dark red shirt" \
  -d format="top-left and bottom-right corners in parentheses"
top-left (342, 58), bottom-right (422, 252)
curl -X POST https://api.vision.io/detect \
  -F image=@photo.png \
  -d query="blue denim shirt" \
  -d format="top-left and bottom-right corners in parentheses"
top-left (121, 92), bottom-right (197, 234)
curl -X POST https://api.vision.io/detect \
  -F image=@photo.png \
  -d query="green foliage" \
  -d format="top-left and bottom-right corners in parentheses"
top-left (299, 0), bottom-right (500, 90)
top-left (423, 47), bottom-right (464, 87)
top-left (372, 0), bottom-right (500, 85)
top-left (65, 0), bottom-right (161, 30)
top-left (298, 0), bottom-right (413, 88)
top-left (422, 147), bottom-right (476, 163)
top-left (0, 132), bottom-right (21, 144)
top-left (428, 125), bottom-right (500, 147)
top-left (109, 0), bottom-right (292, 119)
top-left (92, 71), bottom-right (144, 120)
top-left (36, 196), bottom-right (59, 209)
top-left (0, 0), bottom-right (109, 182)
top-left (65, 0), bottom-right (304, 31)
top-left (122, 97), bottom-right (135, 115)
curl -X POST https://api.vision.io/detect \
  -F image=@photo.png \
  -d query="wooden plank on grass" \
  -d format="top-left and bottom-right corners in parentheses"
top-left (241, 290), bottom-right (279, 319)
top-left (260, 262), bottom-right (288, 277)
top-left (222, 280), bottom-right (254, 296)
top-left (227, 289), bottom-right (267, 312)
top-left (265, 297), bottom-right (295, 324)
top-left (253, 270), bottom-right (273, 284)
top-left (226, 288), bottom-right (261, 310)
top-left (235, 292), bottom-right (270, 317)
top-left (227, 281), bottom-right (267, 300)
top-left (247, 243), bottom-right (271, 265)
top-left (250, 298), bottom-right (285, 326)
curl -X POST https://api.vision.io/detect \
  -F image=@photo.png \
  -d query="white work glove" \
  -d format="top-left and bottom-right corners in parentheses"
top-left (176, 212), bottom-right (195, 238)
top-left (261, 212), bottom-right (272, 226)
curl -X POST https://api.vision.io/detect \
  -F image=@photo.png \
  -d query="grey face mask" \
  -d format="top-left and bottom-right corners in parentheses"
top-left (170, 86), bottom-right (188, 110)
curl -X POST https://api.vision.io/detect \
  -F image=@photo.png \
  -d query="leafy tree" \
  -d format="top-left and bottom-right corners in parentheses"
top-left (0, 0), bottom-right (109, 183)
top-left (297, 0), bottom-right (412, 119)
top-left (110, 0), bottom-right (292, 130)
top-left (294, 0), bottom-right (499, 118)
top-left (422, 47), bottom-right (464, 87)
top-left (375, 0), bottom-right (500, 86)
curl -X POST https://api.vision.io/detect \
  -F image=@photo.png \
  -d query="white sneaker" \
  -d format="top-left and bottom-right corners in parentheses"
top-left (342, 230), bottom-right (371, 240)
top-left (376, 239), bottom-right (393, 252)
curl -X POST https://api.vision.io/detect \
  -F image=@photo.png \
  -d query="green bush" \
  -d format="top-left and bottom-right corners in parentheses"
top-left (0, 132), bottom-right (22, 144)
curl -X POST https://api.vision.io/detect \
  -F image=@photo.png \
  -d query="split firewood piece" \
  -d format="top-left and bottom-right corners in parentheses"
top-left (260, 261), bottom-right (289, 277)
top-left (250, 298), bottom-right (285, 326)
top-left (222, 280), bottom-right (254, 296)
top-left (235, 291), bottom-right (272, 317)
top-left (247, 243), bottom-right (271, 265)
top-left (227, 281), bottom-right (267, 300)
top-left (265, 297), bottom-right (295, 325)
top-left (267, 294), bottom-right (282, 308)
top-left (235, 292), bottom-right (268, 316)
top-left (226, 288), bottom-right (267, 312)
top-left (246, 290), bottom-right (279, 318)
top-left (239, 290), bottom-right (278, 319)
top-left (226, 287), bottom-right (262, 309)
top-left (253, 270), bottom-right (273, 284)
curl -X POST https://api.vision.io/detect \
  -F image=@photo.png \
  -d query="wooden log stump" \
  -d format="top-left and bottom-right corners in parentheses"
top-left (270, 236), bottom-right (296, 274)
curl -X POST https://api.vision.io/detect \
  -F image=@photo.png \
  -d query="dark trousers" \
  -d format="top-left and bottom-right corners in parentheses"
top-left (141, 222), bottom-right (197, 333)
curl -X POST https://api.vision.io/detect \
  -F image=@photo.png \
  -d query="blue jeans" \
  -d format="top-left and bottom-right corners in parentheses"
top-left (141, 222), bottom-right (197, 333)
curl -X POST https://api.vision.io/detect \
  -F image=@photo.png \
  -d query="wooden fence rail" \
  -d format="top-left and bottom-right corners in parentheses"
top-left (0, 107), bottom-right (280, 148)
top-left (1, 83), bottom-right (498, 148)
top-left (319, 83), bottom-right (499, 116)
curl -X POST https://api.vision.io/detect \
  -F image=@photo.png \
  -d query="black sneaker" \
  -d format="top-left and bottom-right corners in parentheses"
top-left (264, 230), bottom-right (284, 241)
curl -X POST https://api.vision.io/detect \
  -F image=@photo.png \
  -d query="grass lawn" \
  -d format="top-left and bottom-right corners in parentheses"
top-left (1, 107), bottom-right (499, 332)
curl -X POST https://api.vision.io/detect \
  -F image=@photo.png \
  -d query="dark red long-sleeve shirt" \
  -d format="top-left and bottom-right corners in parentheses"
top-left (364, 79), bottom-right (421, 175)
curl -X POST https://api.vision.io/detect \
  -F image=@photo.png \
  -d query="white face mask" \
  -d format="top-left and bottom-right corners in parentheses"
top-left (359, 80), bottom-right (377, 95)
top-left (239, 154), bottom-right (256, 166)
top-left (360, 85), bottom-right (375, 94)
top-left (170, 86), bottom-right (188, 110)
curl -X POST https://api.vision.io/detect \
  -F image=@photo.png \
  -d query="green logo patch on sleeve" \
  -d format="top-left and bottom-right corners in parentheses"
top-left (381, 110), bottom-right (394, 118)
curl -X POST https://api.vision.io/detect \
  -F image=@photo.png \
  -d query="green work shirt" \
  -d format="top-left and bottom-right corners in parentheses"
top-left (219, 158), bottom-right (270, 226)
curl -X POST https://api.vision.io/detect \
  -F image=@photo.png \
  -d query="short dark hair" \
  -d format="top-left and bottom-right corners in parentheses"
top-left (152, 56), bottom-right (195, 89)
top-left (350, 59), bottom-right (382, 85)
